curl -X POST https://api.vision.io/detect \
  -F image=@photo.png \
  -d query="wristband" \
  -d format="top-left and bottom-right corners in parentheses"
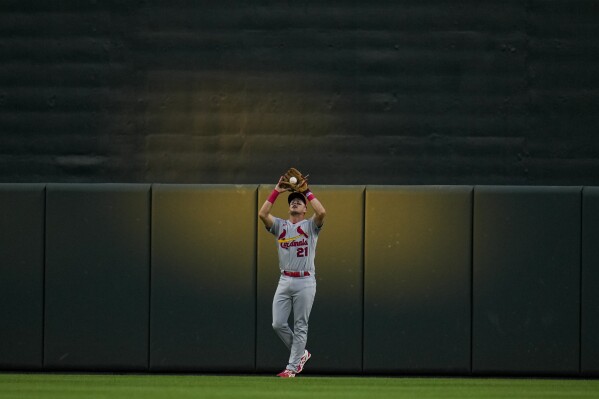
top-left (305, 190), bottom-right (315, 201)
top-left (267, 189), bottom-right (280, 204)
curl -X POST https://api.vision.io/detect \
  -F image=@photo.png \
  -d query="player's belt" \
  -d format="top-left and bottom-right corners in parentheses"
top-left (282, 271), bottom-right (311, 277)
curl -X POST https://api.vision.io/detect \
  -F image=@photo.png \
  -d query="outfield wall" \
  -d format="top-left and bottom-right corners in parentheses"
top-left (0, 184), bottom-right (596, 376)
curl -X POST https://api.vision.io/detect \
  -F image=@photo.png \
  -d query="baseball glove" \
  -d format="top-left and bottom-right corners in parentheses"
top-left (279, 167), bottom-right (309, 193)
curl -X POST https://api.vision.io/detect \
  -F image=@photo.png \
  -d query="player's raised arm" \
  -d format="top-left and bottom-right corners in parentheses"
top-left (307, 190), bottom-right (326, 228)
top-left (258, 176), bottom-right (286, 230)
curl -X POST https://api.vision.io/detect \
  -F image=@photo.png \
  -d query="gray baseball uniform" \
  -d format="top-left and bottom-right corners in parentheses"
top-left (268, 216), bottom-right (322, 372)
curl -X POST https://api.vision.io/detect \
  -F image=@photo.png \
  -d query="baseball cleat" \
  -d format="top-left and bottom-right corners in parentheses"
top-left (297, 350), bottom-right (311, 373)
top-left (277, 369), bottom-right (296, 378)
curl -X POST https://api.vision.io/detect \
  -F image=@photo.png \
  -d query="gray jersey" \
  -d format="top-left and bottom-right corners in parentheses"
top-left (268, 217), bottom-right (322, 273)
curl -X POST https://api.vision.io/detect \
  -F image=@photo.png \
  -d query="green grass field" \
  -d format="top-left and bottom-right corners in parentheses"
top-left (1, 374), bottom-right (599, 399)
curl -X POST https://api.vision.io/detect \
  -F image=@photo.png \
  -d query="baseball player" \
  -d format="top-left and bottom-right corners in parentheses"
top-left (258, 171), bottom-right (326, 378)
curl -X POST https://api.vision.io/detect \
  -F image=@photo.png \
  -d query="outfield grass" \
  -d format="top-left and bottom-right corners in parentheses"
top-left (1, 373), bottom-right (599, 399)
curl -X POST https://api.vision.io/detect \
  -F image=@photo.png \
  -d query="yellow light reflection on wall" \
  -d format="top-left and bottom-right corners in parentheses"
top-left (365, 186), bottom-right (472, 307)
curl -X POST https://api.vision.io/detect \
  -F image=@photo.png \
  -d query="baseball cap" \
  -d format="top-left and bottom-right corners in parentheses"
top-left (288, 192), bottom-right (306, 205)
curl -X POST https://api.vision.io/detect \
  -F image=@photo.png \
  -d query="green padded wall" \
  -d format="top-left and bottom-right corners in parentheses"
top-left (256, 185), bottom-right (364, 373)
top-left (473, 186), bottom-right (581, 375)
top-left (0, 184), bottom-right (45, 369)
top-left (363, 186), bottom-right (472, 373)
top-left (150, 185), bottom-right (256, 371)
top-left (582, 187), bottom-right (599, 374)
top-left (44, 184), bottom-right (150, 370)
top-left (1, 183), bottom-right (594, 374)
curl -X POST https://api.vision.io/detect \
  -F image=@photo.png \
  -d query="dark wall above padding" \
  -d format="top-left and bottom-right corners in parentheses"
top-left (1, 2), bottom-right (599, 185)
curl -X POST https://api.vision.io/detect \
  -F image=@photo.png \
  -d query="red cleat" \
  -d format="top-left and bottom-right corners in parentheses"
top-left (277, 369), bottom-right (296, 378)
top-left (297, 350), bottom-right (311, 373)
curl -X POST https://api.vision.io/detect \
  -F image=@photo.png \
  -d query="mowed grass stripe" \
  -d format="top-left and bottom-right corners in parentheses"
top-left (1, 374), bottom-right (599, 399)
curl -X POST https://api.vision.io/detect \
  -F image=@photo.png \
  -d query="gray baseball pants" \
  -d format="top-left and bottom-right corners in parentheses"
top-left (272, 274), bottom-right (317, 372)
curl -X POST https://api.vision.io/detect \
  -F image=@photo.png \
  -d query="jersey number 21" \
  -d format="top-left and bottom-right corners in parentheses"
top-left (297, 247), bottom-right (308, 257)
